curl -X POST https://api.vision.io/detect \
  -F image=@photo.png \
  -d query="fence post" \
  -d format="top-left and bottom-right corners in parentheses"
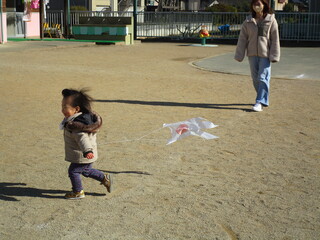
top-left (297, 13), bottom-right (300, 42)
top-left (60, 10), bottom-right (64, 34)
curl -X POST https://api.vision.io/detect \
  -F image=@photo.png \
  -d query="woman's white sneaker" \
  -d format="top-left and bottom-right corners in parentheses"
top-left (252, 103), bottom-right (263, 112)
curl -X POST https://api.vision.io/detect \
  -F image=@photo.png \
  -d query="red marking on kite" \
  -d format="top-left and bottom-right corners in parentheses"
top-left (176, 124), bottom-right (189, 135)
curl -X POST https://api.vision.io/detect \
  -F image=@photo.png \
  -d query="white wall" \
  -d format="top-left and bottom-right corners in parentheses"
top-left (91, 0), bottom-right (111, 11)
top-left (0, 13), bottom-right (7, 43)
top-left (188, 0), bottom-right (200, 11)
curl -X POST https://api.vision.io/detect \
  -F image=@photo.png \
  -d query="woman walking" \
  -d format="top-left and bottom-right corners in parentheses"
top-left (235, 0), bottom-right (280, 112)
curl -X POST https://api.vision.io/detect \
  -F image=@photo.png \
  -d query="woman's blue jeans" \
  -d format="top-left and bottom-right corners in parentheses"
top-left (248, 56), bottom-right (271, 106)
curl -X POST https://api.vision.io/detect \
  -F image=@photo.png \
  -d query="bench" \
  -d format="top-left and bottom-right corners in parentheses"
top-left (72, 17), bottom-right (134, 45)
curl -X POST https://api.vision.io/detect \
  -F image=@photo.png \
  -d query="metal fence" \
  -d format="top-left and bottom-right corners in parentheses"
top-left (276, 12), bottom-right (320, 41)
top-left (45, 10), bottom-right (133, 27)
top-left (45, 11), bottom-right (320, 41)
top-left (137, 12), bottom-right (246, 39)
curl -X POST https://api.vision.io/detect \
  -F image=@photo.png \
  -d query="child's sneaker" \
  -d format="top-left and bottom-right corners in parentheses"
top-left (65, 190), bottom-right (85, 200)
top-left (101, 174), bottom-right (113, 193)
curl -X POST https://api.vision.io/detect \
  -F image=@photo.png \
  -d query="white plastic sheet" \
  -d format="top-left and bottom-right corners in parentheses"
top-left (163, 117), bottom-right (218, 145)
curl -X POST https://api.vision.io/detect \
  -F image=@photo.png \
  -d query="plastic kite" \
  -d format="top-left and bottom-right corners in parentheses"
top-left (163, 117), bottom-right (218, 145)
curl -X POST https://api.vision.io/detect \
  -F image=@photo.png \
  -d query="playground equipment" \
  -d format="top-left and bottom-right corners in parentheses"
top-left (199, 25), bottom-right (210, 46)
top-left (72, 16), bottom-right (134, 45)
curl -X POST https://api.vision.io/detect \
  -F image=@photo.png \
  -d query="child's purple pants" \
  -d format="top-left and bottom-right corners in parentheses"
top-left (68, 163), bottom-right (105, 192)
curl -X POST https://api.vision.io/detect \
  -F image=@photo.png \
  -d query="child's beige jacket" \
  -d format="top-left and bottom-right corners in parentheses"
top-left (62, 112), bottom-right (102, 164)
top-left (235, 14), bottom-right (280, 62)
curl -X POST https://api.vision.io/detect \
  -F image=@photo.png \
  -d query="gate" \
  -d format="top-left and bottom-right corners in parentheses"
top-left (6, 12), bottom-right (25, 38)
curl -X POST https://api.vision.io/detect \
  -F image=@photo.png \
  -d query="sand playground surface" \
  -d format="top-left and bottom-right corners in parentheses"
top-left (0, 42), bottom-right (319, 240)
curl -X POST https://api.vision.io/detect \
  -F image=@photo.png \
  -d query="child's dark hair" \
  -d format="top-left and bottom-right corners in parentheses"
top-left (62, 88), bottom-right (93, 114)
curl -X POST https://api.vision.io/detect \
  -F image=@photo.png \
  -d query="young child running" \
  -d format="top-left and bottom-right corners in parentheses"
top-left (60, 88), bottom-right (113, 199)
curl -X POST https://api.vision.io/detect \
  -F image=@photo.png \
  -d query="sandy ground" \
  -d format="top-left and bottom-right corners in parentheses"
top-left (0, 42), bottom-right (319, 240)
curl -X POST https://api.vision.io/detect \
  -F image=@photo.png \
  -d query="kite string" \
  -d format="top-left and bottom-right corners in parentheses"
top-left (104, 127), bottom-right (164, 144)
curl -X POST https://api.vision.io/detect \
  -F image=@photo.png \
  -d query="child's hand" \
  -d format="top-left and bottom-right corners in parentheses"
top-left (86, 153), bottom-right (94, 159)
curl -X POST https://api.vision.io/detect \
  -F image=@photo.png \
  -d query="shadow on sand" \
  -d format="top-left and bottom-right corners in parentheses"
top-left (0, 182), bottom-right (105, 201)
top-left (100, 170), bottom-right (152, 176)
top-left (94, 99), bottom-right (253, 111)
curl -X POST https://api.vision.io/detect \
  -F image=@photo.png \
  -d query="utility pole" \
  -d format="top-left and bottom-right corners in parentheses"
top-left (67, 0), bottom-right (70, 38)
top-left (40, 0), bottom-right (44, 39)
top-left (133, 0), bottom-right (137, 40)
top-left (64, 0), bottom-right (71, 38)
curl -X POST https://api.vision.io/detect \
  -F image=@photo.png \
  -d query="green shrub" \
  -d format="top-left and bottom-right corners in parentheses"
top-left (283, 3), bottom-right (295, 12)
top-left (236, 2), bottom-right (250, 12)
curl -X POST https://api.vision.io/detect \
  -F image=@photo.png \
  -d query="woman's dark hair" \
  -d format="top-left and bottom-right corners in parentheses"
top-left (251, 0), bottom-right (272, 18)
top-left (62, 88), bottom-right (93, 113)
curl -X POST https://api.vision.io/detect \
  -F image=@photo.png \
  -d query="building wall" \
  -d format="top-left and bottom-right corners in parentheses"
top-left (91, 0), bottom-right (111, 11)
top-left (25, 12), bottom-right (40, 38)
top-left (1, 0), bottom-right (7, 43)
top-left (47, 1), bottom-right (64, 10)
top-left (274, 0), bottom-right (288, 11)
top-left (48, 0), bottom-right (89, 10)
top-left (188, 0), bottom-right (201, 11)
top-left (2, 0), bottom-right (6, 11)
top-left (72, 0), bottom-right (89, 9)
top-left (3, 0), bottom-right (40, 39)
top-left (7, 0), bottom-right (24, 12)
top-left (91, 0), bottom-right (145, 12)
top-left (0, 13), bottom-right (7, 43)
